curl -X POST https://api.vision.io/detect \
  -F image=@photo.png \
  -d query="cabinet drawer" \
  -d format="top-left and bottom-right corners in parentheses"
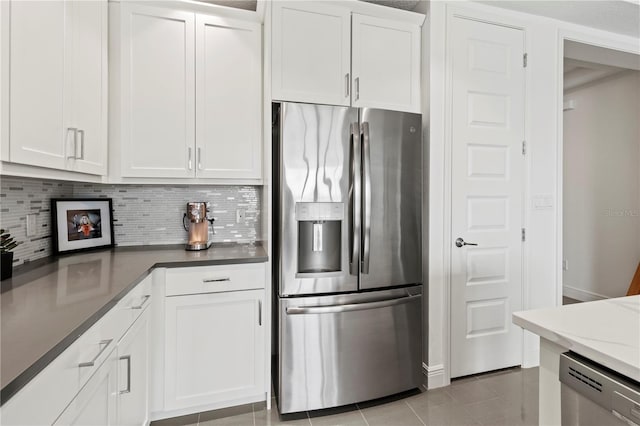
top-left (120, 275), bottom-right (153, 322)
top-left (165, 263), bottom-right (265, 296)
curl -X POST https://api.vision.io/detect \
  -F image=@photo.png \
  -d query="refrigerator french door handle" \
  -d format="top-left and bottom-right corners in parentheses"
top-left (349, 122), bottom-right (361, 276)
top-left (285, 294), bottom-right (421, 315)
top-left (361, 122), bottom-right (372, 274)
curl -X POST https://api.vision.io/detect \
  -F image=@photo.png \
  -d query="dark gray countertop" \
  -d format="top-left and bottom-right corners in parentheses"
top-left (0, 243), bottom-right (268, 405)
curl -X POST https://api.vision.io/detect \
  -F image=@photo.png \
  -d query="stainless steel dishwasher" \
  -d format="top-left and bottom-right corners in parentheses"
top-left (560, 351), bottom-right (640, 425)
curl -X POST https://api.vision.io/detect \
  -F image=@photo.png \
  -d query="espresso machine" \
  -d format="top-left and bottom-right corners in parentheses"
top-left (183, 202), bottom-right (215, 251)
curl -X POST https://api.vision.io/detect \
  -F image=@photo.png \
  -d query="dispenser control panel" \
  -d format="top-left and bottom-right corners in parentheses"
top-left (295, 202), bottom-right (344, 221)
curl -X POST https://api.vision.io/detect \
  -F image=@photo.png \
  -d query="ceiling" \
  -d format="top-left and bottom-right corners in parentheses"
top-left (197, 0), bottom-right (421, 11)
top-left (563, 40), bottom-right (640, 91)
top-left (563, 58), bottom-right (626, 91)
top-left (478, 1), bottom-right (640, 38)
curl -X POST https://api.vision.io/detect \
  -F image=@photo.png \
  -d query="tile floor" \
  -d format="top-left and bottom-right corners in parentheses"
top-left (151, 366), bottom-right (539, 426)
top-left (562, 296), bottom-right (581, 305)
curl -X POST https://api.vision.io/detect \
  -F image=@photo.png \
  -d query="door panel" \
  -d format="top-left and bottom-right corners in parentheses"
top-left (120, 4), bottom-right (194, 178)
top-left (449, 17), bottom-right (525, 378)
top-left (70, 0), bottom-right (107, 175)
top-left (351, 14), bottom-right (421, 113)
top-left (359, 108), bottom-right (422, 290)
top-left (278, 287), bottom-right (422, 413)
top-left (277, 103), bottom-right (358, 296)
top-left (117, 309), bottom-right (149, 426)
top-left (195, 14), bottom-right (262, 179)
top-left (9, 1), bottom-right (67, 170)
top-left (164, 290), bottom-right (264, 410)
top-left (271, 2), bottom-right (351, 106)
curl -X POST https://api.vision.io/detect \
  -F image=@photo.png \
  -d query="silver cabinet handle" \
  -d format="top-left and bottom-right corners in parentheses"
top-left (79, 339), bottom-right (113, 368)
top-left (119, 355), bottom-right (131, 394)
top-left (258, 300), bottom-right (262, 326)
top-left (286, 294), bottom-right (421, 315)
top-left (202, 277), bottom-right (231, 283)
top-left (349, 122), bottom-right (361, 276)
top-left (361, 122), bottom-right (371, 274)
top-left (355, 77), bottom-right (360, 101)
top-left (67, 128), bottom-right (78, 159)
top-left (197, 147), bottom-right (202, 170)
top-left (77, 129), bottom-right (85, 160)
top-left (131, 295), bottom-right (150, 310)
top-left (345, 73), bottom-right (350, 97)
top-left (188, 147), bottom-right (193, 170)
top-left (455, 238), bottom-right (478, 247)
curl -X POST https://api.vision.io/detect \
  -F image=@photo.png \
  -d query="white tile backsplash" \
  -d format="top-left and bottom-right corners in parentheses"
top-left (0, 176), bottom-right (261, 266)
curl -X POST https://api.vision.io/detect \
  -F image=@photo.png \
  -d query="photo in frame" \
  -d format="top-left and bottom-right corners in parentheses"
top-left (51, 199), bottom-right (114, 255)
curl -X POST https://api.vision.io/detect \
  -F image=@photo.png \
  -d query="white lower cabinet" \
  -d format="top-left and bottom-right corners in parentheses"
top-left (164, 289), bottom-right (265, 411)
top-left (1, 264), bottom-right (269, 424)
top-left (117, 308), bottom-right (150, 426)
top-left (53, 349), bottom-right (118, 426)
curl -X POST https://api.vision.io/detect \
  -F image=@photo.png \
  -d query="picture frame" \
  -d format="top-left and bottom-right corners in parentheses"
top-left (51, 198), bottom-right (115, 255)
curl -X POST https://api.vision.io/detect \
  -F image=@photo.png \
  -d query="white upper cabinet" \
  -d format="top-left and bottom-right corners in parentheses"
top-left (351, 14), bottom-right (421, 113)
top-left (8, 0), bottom-right (107, 175)
top-left (68, 0), bottom-right (108, 175)
top-left (112, 3), bottom-right (263, 182)
top-left (9, 1), bottom-right (68, 170)
top-left (271, 2), bottom-right (351, 106)
top-left (195, 15), bottom-right (262, 179)
top-left (271, 2), bottom-right (422, 113)
top-left (118, 4), bottom-right (195, 178)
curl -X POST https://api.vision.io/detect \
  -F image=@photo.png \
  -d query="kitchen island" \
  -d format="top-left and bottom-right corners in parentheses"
top-left (513, 295), bottom-right (640, 425)
top-left (0, 243), bottom-right (268, 405)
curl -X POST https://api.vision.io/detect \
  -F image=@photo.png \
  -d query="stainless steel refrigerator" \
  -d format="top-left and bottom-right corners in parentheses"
top-left (273, 102), bottom-right (423, 414)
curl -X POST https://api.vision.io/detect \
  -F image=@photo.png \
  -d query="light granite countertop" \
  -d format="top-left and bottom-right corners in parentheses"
top-left (513, 295), bottom-right (640, 382)
top-left (0, 243), bottom-right (267, 404)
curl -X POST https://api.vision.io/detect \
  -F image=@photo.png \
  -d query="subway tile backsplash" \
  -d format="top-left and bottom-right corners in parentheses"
top-left (0, 176), bottom-right (261, 266)
top-left (0, 178), bottom-right (74, 266)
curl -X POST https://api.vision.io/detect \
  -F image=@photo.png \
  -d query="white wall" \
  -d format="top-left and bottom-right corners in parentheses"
top-left (563, 71), bottom-right (640, 300)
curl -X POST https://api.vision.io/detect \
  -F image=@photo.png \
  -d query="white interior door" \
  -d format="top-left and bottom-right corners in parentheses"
top-left (449, 16), bottom-right (525, 378)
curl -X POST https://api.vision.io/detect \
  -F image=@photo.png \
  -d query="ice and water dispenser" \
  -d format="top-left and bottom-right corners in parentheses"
top-left (295, 202), bottom-right (343, 274)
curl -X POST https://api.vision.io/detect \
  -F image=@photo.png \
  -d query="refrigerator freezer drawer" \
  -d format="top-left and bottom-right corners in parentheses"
top-left (278, 286), bottom-right (422, 413)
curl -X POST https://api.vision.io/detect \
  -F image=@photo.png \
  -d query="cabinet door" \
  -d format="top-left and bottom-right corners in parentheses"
top-left (9, 1), bottom-right (68, 170)
top-left (164, 290), bottom-right (265, 411)
top-left (117, 308), bottom-right (149, 426)
top-left (195, 15), bottom-right (262, 180)
top-left (272, 2), bottom-right (351, 106)
top-left (351, 14), bottom-right (421, 113)
top-left (68, 0), bottom-right (107, 175)
top-left (120, 4), bottom-right (195, 178)
top-left (53, 349), bottom-right (118, 426)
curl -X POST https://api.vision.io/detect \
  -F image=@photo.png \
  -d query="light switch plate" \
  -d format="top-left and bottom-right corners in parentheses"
top-left (532, 195), bottom-right (554, 210)
top-left (26, 214), bottom-right (37, 237)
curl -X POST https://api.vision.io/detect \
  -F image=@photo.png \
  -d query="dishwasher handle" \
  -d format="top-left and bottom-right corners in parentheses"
top-left (286, 294), bottom-right (420, 315)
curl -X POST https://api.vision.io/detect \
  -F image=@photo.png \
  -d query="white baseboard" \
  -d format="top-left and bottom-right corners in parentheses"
top-left (563, 285), bottom-right (607, 302)
top-left (423, 362), bottom-right (446, 389)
